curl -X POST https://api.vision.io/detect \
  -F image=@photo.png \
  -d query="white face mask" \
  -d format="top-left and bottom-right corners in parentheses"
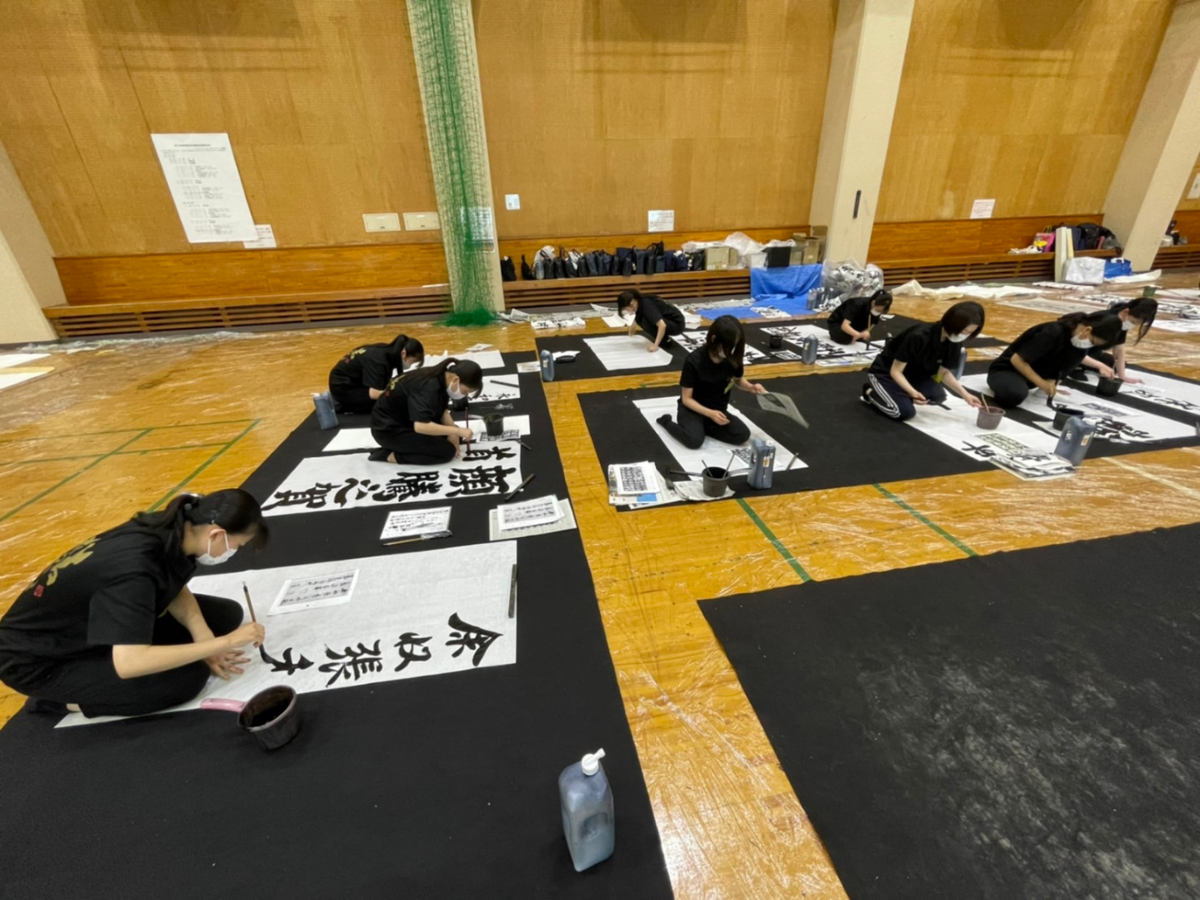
top-left (947, 333), bottom-right (969, 344)
top-left (448, 378), bottom-right (466, 401)
top-left (1070, 336), bottom-right (1093, 349)
top-left (197, 531), bottom-right (237, 566)
top-left (1121, 320), bottom-right (1135, 332)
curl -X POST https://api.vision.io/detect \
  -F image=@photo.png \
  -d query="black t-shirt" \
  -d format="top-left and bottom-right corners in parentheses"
top-left (0, 522), bottom-right (196, 675)
top-left (991, 321), bottom-right (1085, 381)
top-left (634, 295), bottom-right (678, 332)
top-left (329, 344), bottom-right (395, 392)
top-left (680, 346), bottom-right (743, 411)
top-left (371, 373), bottom-right (448, 434)
top-left (829, 296), bottom-right (879, 333)
top-left (868, 322), bottom-right (961, 382)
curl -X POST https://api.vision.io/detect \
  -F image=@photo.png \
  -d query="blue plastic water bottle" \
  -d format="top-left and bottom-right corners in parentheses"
top-left (1054, 415), bottom-right (1096, 467)
top-left (540, 349), bottom-right (556, 382)
top-left (559, 748), bottom-right (614, 872)
top-left (312, 391), bottom-right (338, 430)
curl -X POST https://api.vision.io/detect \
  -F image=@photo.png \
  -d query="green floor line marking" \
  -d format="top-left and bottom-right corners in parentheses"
top-left (0, 429), bottom-right (153, 524)
top-left (7, 443), bottom-right (232, 466)
top-left (148, 419), bottom-right (262, 511)
top-left (872, 483), bottom-right (977, 557)
top-left (736, 498), bottom-right (812, 582)
top-left (0, 418), bottom-right (257, 445)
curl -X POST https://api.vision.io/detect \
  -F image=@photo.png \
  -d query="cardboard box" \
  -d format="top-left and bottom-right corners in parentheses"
top-left (704, 246), bottom-right (738, 270)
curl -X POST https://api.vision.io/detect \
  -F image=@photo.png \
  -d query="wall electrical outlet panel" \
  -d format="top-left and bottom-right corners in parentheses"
top-left (363, 213), bottom-right (402, 232)
top-left (404, 212), bottom-right (441, 231)
top-left (505, 194), bottom-right (520, 210)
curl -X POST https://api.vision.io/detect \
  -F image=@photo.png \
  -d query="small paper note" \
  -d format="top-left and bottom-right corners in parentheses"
top-left (497, 495), bottom-right (563, 532)
top-left (269, 571), bottom-right (359, 615)
top-left (380, 507), bottom-right (452, 541)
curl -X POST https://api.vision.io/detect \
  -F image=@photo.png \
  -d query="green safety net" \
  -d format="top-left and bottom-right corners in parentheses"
top-left (407, 0), bottom-right (499, 326)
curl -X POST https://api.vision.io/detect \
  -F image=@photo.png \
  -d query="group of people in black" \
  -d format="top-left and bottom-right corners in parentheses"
top-left (0, 285), bottom-right (1159, 721)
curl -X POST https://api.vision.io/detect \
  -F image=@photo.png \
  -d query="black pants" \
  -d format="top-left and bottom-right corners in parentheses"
top-left (0, 595), bottom-right (243, 718)
top-left (660, 402), bottom-right (750, 449)
top-left (372, 427), bottom-right (456, 465)
top-left (828, 323), bottom-right (855, 345)
top-left (864, 372), bottom-right (947, 422)
top-left (986, 368), bottom-right (1037, 409)
top-left (330, 384), bottom-right (374, 415)
top-left (641, 307), bottom-right (686, 341)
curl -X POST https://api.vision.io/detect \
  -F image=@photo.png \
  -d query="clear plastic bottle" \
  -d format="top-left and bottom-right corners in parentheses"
top-left (559, 748), bottom-right (614, 872)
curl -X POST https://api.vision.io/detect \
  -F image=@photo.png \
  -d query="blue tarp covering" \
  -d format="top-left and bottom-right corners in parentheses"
top-left (751, 264), bottom-right (823, 303)
top-left (696, 265), bottom-right (824, 321)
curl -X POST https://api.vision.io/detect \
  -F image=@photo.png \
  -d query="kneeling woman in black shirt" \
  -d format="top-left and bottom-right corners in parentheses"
top-left (657, 315), bottom-right (766, 449)
top-left (863, 301), bottom-right (986, 421)
top-left (618, 289), bottom-right (686, 353)
top-left (1080, 297), bottom-right (1157, 384)
top-left (987, 311), bottom-right (1122, 408)
top-left (328, 333), bottom-right (425, 414)
top-left (828, 289), bottom-right (892, 346)
top-left (0, 490), bottom-right (268, 718)
top-left (370, 358), bottom-right (483, 465)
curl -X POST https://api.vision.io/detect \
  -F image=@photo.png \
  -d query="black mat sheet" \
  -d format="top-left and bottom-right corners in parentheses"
top-left (701, 526), bottom-right (1200, 900)
top-left (536, 315), bottom-right (1003, 383)
top-left (0, 352), bottom-right (673, 899)
top-left (579, 362), bottom-right (1200, 504)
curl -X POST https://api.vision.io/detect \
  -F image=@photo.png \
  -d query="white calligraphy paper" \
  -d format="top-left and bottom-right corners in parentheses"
top-left (262, 443), bottom-right (522, 517)
top-left (582, 335), bottom-right (675, 371)
top-left (379, 507), bottom-right (452, 540)
top-left (269, 570), bottom-right (359, 615)
top-left (633, 396), bottom-right (805, 476)
top-left (58, 542), bottom-right (519, 727)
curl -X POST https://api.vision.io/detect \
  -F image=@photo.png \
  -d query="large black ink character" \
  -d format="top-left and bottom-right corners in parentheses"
top-left (260, 645), bottom-right (314, 676)
top-left (333, 477), bottom-right (382, 507)
top-left (445, 465), bottom-right (517, 498)
top-left (394, 632), bottom-right (433, 672)
top-left (262, 483), bottom-right (338, 512)
top-left (319, 640), bottom-right (384, 687)
top-left (462, 444), bottom-right (517, 462)
top-left (446, 613), bottom-right (502, 667)
top-left (961, 440), bottom-right (1000, 459)
top-left (372, 471), bottom-right (443, 503)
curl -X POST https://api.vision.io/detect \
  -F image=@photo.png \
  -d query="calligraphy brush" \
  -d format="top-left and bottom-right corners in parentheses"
top-left (242, 581), bottom-right (263, 650)
top-left (383, 529), bottom-right (453, 547)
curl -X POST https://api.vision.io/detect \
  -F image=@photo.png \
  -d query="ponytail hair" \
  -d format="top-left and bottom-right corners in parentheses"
top-left (397, 357), bottom-right (484, 394)
top-left (389, 334), bottom-right (425, 365)
top-left (869, 289), bottom-right (893, 313)
top-left (617, 289), bottom-right (644, 315)
top-left (1122, 297), bottom-right (1157, 344)
top-left (1059, 311), bottom-right (1123, 348)
top-left (135, 489), bottom-right (269, 555)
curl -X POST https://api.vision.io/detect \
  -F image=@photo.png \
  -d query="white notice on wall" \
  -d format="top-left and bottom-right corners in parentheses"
top-left (243, 224), bottom-right (276, 249)
top-left (151, 133), bottom-right (258, 243)
top-left (970, 198), bottom-right (996, 219)
top-left (648, 210), bottom-right (675, 232)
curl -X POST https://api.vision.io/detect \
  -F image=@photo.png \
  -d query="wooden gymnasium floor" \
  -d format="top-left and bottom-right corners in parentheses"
top-left (3, 271), bottom-right (1200, 898)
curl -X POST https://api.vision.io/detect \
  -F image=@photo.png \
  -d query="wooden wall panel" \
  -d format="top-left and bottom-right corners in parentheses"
top-left (869, 215), bottom-right (1103, 261)
top-left (1171, 210), bottom-right (1200, 241)
top-left (878, 0), bottom-right (1175, 222)
top-left (475, 0), bottom-right (835, 239)
top-left (0, 1), bottom-right (437, 257)
top-left (55, 228), bottom-right (806, 305)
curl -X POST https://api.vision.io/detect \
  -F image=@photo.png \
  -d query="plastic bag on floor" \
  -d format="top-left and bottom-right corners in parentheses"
top-left (1064, 257), bottom-right (1106, 285)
